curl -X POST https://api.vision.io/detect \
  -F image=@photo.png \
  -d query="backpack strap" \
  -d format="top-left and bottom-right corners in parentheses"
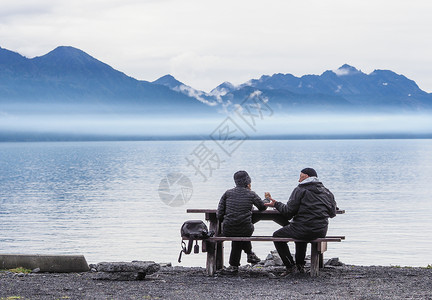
top-left (178, 238), bottom-right (194, 263)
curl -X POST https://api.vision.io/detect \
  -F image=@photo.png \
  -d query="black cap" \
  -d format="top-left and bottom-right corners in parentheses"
top-left (301, 168), bottom-right (317, 177)
top-left (233, 170), bottom-right (251, 187)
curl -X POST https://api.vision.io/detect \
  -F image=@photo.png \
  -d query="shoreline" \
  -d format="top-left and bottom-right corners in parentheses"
top-left (1, 264), bottom-right (432, 299)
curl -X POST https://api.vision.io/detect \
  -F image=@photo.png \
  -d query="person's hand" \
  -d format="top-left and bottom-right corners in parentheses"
top-left (264, 197), bottom-right (276, 207)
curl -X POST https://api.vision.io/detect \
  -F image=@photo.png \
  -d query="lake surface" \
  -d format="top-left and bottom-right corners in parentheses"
top-left (1, 139), bottom-right (431, 267)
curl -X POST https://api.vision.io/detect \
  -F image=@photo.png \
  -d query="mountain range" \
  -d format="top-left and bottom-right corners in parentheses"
top-left (1, 45), bottom-right (432, 115)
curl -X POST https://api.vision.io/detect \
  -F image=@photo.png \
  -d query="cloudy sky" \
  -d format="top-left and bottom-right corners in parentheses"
top-left (1, 0), bottom-right (431, 93)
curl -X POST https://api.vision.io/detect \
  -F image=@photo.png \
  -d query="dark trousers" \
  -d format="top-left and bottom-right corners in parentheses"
top-left (229, 241), bottom-right (252, 267)
top-left (273, 226), bottom-right (308, 268)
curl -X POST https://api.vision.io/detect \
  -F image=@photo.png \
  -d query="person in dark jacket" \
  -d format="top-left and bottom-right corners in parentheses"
top-left (217, 170), bottom-right (267, 272)
top-left (265, 168), bottom-right (337, 274)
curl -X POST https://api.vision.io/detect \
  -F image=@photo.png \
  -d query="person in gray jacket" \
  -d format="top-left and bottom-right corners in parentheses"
top-left (217, 170), bottom-right (267, 272)
top-left (265, 168), bottom-right (337, 275)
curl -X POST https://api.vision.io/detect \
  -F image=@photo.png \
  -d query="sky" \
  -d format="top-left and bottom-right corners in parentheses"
top-left (1, 0), bottom-right (432, 93)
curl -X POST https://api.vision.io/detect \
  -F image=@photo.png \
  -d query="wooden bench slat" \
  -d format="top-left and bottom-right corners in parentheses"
top-left (186, 208), bottom-right (345, 214)
top-left (183, 236), bottom-right (344, 243)
top-left (206, 236), bottom-right (343, 243)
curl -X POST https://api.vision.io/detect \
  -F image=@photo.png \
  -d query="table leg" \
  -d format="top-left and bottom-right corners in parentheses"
top-left (215, 220), bottom-right (224, 269)
top-left (206, 218), bottom-right (219, 275)
top-left (216, 241), bottom-right (224, 270)
top-left (318, 242), bottom-right (327, 269)
top-left (206, 241), bottom-right (216, 276)
top-left (310, 242), bottom-right (319, 277)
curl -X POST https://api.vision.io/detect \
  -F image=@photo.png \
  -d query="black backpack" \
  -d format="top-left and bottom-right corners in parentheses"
top-left (178, 220), bottom-right (214, 263)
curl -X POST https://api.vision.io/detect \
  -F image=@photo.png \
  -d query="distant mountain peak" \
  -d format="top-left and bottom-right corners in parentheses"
top-left (0, 47), bottom-right (27, 65)
top-left (53, 45), bottom-right (84, 52)
top-left (215, 81), bottom-right (235, 90)
top-left (334, 64), bottom-right (362, 76)
top-left (32, 45), bottom-right (102, 68)
top-left (40, 46), bottom-right (89, 58)
top-left (153, 74), bottom-right (184, 89)
top-left (210, 81), bottom-right (236, 97)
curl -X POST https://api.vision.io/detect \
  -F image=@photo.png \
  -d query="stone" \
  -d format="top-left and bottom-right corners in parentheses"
top-left (263, 251), bottom-right (283, 266)
top-left (31, 268), bottom-right (41, 273)
top-left (93, 272), bottom-right (146, 281)
top-left (92, 261), bottom-right (160, 281)
top-left (0, 254), bottom-right (89, 273)
top-left (95, 261), bottom-right (160, 274)
top-left (273, 256), bottom-right (283, 266)
top-left (264, 260), bottom-right (276, 267)
top-left (325, 257), bottom-right (344, 266)
top-left (159, 262), bottom-right (172, 267)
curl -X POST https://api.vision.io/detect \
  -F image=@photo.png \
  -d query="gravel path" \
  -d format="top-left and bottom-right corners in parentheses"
top-left (1, 264), bottom-right (432, 299)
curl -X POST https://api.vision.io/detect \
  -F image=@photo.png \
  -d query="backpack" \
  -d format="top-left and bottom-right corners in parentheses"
top-left (178, 220), bottom-right (214, 263)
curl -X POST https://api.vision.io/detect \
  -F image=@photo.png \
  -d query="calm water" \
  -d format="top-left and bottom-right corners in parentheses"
top-left (1, 139), bottom-right (431, 267)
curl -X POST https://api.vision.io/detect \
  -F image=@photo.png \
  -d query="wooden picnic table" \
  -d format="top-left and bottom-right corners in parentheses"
top-left (186, 208), bottom-right (345, 276)
top-left (187, 208), bottom-right (345, 227)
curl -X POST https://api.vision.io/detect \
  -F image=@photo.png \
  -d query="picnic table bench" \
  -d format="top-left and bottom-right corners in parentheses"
top-left (186, 208), bottom-right (345, 277)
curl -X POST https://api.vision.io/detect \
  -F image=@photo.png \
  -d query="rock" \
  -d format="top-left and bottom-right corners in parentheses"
top-left (17, 273), bottom-right (25, 277)
top-left (159, 262), bottom-right (172, 267)
top-left (263, 251), bottom-right (284, 266)
top-left (31, 268), bottom-right (41, 273)
top-left (273, 256), bottom-right (283, 266)
top-left (92, 261), bottom-right (160, 281)
top-left (95, 261), bottom-right (160, 274)
top-left (264, 260), bottom-right (276, 267)
top-left (325, 257), bottom-right (344, 267)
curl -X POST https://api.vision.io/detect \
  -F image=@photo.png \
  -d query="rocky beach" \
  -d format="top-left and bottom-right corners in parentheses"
top-left (1, 261), bottom-right (432, 300)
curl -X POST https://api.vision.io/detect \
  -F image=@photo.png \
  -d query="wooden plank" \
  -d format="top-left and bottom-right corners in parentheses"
top-left (187, 208), bottom-right (345, 214)
top-left (205, 236), bottom-right (343, 243)
top-left (182, 236), bottom-right (344, 242)
top-left (324, 235), bottom-right (346, 240)
top-left (318, 242), bottom-right (328, 252)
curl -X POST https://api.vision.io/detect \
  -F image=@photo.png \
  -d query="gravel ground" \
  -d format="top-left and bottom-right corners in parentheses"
top-left (1, 264), bottom-right (432, 299)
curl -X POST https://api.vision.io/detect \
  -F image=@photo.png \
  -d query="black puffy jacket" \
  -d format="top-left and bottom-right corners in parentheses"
top-left (274, 181), bottom-right (337, 239)
top-left (217, 187), bottom-right (267, 237)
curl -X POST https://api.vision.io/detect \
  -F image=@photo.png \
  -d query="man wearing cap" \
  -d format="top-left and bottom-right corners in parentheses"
top-left (265, 168), bottom-right (337, 275)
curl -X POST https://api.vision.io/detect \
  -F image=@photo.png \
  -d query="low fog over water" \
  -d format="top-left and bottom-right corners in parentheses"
top-left (0, 102), bottom-right (432, 141)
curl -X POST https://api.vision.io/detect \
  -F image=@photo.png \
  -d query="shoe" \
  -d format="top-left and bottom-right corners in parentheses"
top-left (247, 252), bottom-right (261, 264)
top-left (297, 264), bottom-right (305, 274)
top-left (279, 264), bottom-right (296, 277)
